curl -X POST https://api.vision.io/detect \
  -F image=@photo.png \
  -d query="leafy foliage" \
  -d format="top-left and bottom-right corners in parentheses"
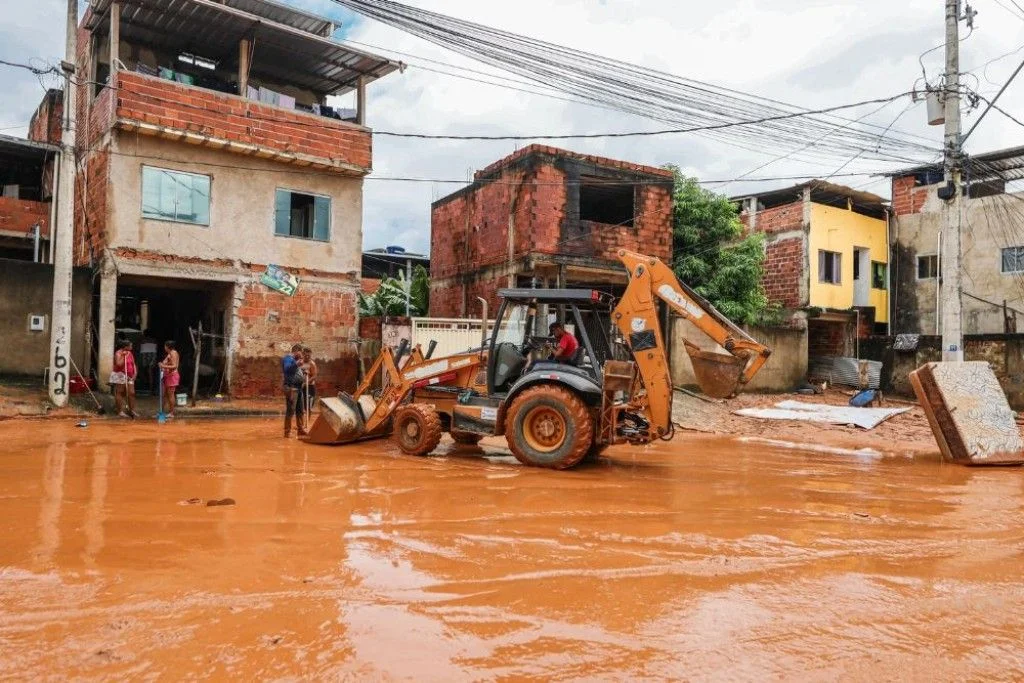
top-left (666, 166), bottom-right (777, 326)
top-left (359, 265), bottom-right (431, 317)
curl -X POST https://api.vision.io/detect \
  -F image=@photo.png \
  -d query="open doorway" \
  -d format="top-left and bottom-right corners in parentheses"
top-left (114, 276), bottom-right (232, 398)
top-left (852, 247), bottom-right (870, 308)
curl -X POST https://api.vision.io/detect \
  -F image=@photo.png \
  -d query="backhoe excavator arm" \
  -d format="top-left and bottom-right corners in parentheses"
top-left (612, 249), bottom-right (772, 435)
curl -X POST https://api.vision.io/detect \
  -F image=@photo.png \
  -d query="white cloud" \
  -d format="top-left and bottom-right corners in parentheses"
top-left (3, 0), bottom-right (1023, 255)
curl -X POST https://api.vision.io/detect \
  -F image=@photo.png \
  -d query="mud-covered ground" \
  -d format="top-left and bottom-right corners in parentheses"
top-left (1, 417), bottom-right (1023, 680)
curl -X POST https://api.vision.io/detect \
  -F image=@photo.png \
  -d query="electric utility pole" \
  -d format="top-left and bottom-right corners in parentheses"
top-left (940, 0), bottom-right (966, 362)
top-left (48, 0), bottom-right (78, 406)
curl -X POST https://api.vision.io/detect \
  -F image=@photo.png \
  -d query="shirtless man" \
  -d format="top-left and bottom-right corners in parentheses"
top-left (296, 347), bottom-right (318, 435)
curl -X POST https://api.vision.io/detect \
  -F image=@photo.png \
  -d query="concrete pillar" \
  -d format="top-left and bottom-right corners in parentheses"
top-left (356, 76), bottom-right (367, 126)
top-left (238, 38), bottom-right (251, 97)
top-left (109, 2), bottom-right (120, 73)
top-left (225, 282), bottom-right (244, 395)
top-left (97, 258), bottom-right (118, 391)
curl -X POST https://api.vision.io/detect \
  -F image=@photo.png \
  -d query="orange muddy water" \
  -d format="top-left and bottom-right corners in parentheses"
top-left (1, 418), bottom-right (1023, 681)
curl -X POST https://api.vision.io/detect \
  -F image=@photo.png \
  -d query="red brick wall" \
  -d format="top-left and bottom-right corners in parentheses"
top-left (361, 277), bottom-right (381, 294)
top-left (233, 279), bottom-right (359, 398)
top-left (808, 319), bottom-right (852, 358)
top-left (429, 149), bottom-right (673, 316)
top-left (891, 175), bottom-right (927, 216)
top-left (28, 90), bottom-right (63, 145)
top-left (763, 236), bottom-right (804, 309)
top-left (74, 148), bottom-right (110, 266)
top-left (113, 72), bottom-right (372, 171)
top-left (0, 197), bottom-right (50, 238)
top-left (744, 201), bottom-right (804, 234)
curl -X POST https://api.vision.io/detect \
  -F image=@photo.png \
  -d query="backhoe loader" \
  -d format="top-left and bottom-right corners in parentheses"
top-left (306, 249), bottom-right (771, 469)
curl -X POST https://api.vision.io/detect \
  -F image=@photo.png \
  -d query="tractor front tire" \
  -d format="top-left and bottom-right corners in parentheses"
top-left (451, 430), bottom-right (484, 446)
top-left (505, 385), bottom-right (593, 469)
top-left (393, 404), bottom-right (443, 456)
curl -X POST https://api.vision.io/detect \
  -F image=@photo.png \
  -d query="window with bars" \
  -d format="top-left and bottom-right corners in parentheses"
top-left (1002, 246), bottom-right (1024, 274)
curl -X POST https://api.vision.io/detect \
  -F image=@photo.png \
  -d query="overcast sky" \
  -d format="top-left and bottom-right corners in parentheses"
top-left (2, 0), bottom-right (1023, 255)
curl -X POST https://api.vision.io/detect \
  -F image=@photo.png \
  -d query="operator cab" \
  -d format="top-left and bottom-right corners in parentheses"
top-left (487, 288), bottom-right (617, 395)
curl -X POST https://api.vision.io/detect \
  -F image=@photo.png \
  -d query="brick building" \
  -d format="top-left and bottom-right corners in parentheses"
top-left (68, 0), bottom-right (399, 397)
top-left (429, 145), bottom-right (674, 317)
top-left (736, 181), bottom-right (890, 358)
top-left (0, 134), bottom-right (58, 261)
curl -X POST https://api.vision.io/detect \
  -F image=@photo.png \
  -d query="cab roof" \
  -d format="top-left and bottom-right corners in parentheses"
top-left (498, 288), bottom-right (615, 305)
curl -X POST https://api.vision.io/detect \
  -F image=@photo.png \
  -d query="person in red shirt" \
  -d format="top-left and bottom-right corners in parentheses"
top-left (549, 322), bottom-right (579, 364)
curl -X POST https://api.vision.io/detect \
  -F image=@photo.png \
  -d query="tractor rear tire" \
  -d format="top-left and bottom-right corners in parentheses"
top-left (505, 385), bottom-right (593, 469)
top-left (451, 431), bottom-right (484, 445)
top-left (393, 404), bottom-right (443, 456)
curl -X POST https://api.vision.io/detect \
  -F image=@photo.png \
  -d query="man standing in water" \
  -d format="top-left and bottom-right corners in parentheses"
top-left (281, 343), bottom-right (303, 437)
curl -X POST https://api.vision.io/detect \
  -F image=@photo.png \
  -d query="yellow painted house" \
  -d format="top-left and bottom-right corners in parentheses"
top-left (808, 202), bottom-right (890, 324)
top-left (737, 181), bottom-right (890, 359)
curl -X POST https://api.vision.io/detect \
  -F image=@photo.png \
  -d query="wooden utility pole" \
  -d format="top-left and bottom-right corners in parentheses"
top-left (940, 0), bottom-right (965, 362)
top-left (48, 0), bottom-right (78, 406)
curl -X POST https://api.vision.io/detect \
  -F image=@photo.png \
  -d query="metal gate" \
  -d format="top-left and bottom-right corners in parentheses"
top-left (411, 318), bottom-right (495, 358)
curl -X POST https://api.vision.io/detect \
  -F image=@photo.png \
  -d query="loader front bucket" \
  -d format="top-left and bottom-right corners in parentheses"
top-left (685, 341), bottom-right (746, 399)
top-left (306, 394), bottom-right (380, 445)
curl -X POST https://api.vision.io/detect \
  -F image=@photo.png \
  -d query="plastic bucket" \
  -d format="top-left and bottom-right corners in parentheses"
top-left (175, 393), bottom-right (188, 407)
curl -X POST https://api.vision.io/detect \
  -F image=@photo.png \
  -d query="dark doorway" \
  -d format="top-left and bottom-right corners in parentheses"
top-left (114, 277), bottom-right (232, 397)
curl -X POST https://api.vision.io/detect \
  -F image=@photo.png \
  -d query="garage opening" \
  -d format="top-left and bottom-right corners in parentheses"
top-left (579, 176), bottom-right (635, 227)
top-left (114, 276), bottom-right (232, 398)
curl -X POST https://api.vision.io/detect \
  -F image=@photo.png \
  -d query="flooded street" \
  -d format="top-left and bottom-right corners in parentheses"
top-left (1, 418), bottom-right (1023, 680)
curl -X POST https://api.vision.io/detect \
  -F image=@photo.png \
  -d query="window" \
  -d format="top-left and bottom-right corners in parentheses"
top-left (1002, 246), bottom-right (1024, 274)
top-left (871, 262), bottom-right (887, 290)
top-left (141, 166), bottom-right (210, 225)
top-left (917, 254), bottom-right (940, 280)
top-left (275, 189), bottom-right (330, 241)
top-left (818, 250), bottom-right (842, 284)
top-left (579, 177), bottom-right (635, 227)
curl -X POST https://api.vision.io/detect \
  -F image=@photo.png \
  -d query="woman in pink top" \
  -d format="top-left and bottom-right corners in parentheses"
top-left (122, 340), bottom-right (139, 419)
top-left (158, 340), bottom-right (181, 419)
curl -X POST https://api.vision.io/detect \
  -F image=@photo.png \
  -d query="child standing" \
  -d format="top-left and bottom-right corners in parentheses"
top-left (159, 340), bottom-right (180, 419)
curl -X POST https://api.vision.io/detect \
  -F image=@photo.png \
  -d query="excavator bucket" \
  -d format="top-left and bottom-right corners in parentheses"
top-left (305, 394), bottom-right (380, 445)
top-left (685, 341), bottom-right (746, 399)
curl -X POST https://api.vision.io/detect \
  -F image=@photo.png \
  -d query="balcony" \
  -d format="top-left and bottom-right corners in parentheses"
top-left (107, 72), bottom-right (373, 174)
top-left (80, 0), bottom-right (401, 175)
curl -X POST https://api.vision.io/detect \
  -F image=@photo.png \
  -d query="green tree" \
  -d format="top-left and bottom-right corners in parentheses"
top-left (666, 166), bottom-right (776, 326)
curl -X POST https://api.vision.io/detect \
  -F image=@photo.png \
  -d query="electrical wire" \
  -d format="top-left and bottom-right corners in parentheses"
top-left (329, 0), bottom-right (939, 164)
top-left (962, 56), bottom-right (1024, 143)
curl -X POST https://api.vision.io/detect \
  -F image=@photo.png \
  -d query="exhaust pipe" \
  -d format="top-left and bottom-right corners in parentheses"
top-left (477, 297), bottom-right (488, 356)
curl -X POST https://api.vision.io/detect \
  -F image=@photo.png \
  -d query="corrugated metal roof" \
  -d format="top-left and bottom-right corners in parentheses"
top-left (87, 0), bottom-right (398, 96)
top-left (222, 0), bottom-right (336, 36)
top-left (0, 133), bottom-right (59, 160)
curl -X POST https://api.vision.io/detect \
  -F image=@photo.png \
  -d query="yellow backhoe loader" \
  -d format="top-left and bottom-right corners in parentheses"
top-left (306, 249), bottom-right (771, 469)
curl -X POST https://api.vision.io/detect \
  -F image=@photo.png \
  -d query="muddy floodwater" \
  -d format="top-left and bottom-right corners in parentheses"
top-left (1, 418), bottom-right (1023, 680)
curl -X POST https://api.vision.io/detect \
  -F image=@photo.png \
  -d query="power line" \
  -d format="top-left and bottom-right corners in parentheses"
top-left (962, 57), bottom-right (1024, 143)
top-left (372, 93), bottom-right (916, 140)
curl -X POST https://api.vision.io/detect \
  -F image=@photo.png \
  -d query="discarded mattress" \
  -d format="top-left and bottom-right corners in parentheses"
top-left (910, 361), bottom-right (1024, 465)
top-left (734, 400), bottom-right (910, 430)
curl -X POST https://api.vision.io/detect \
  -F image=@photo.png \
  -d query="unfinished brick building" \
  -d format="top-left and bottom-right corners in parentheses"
top-left (67, 0), bottom-right (399, 397)
top-left (429, 145), bottom-right (674, 317)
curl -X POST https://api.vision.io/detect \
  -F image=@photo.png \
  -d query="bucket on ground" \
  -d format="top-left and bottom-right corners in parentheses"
top-left (175, 393), bottom-right (188, 407)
